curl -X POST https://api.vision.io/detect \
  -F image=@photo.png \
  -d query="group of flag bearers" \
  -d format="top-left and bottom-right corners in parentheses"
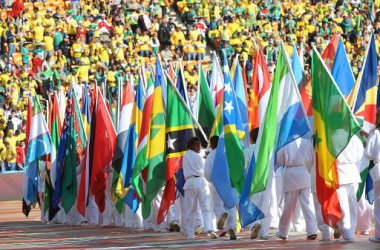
top-left (22, 31), bottom-right (380, 244)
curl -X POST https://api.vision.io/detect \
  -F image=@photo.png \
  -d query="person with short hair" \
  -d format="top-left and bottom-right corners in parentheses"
top-left (182, 137), bottom-right (217, 240)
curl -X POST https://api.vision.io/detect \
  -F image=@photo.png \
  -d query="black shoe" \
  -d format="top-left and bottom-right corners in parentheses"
top-left (229, 229), bottom-right (237, 240)
top-left (307, 234), bottom-right (317, 240)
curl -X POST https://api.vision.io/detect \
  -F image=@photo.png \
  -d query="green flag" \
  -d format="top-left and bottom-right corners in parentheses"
top-left (197, 64), bottom-right (216, 128)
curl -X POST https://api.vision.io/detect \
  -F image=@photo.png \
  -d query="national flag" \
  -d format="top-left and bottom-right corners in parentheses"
top-left (62, 91), bottom-right (87, 213)
top-left (242, 43), bottom-right (309, 224)
top-left (232, 56), bottom-right (249, 145)
top-left (82, 83), bottom-right (91, 137)
top-left (22, 98), bottom-right (33, 216)
top-left (132, 75), bottom-right (154, 203)
top-left (248, 47), bottom-right (271, 132)
top-left (353, 33), bottom-right (378, 133)
top-left (211, 50), bottom-right (245, 209)
top-left (112, 82), bottom-right (135, 213)
top-left (119, 79), bottom-right (144, 213)
top-left (77, 90), bottom-right (96, 217)
top-left (291, 45), bottom-right (304, 85)
top-left (157, 78), bottom-right (196, 224)
top-left (91, 89), bottom-right (117, 213)
top-left (331, 37), bottom-right (356, 97)
top-left (196, 63), bottom-right (216, 129)
top-left (210, 52), bottom-right (224, 110)
top-left (312, 47), bottom-right (360, 226)
top-left (176, 63), bottom-right (190, 107)
top-left (24, 96), bottom-right (52, 206)
top-left (45, 93), bottom-right (62, 219)
top-left (239, 149), bottom-right (264, 227)
top-left (52, 90), bottom-right (72, 215)
top-left (141, 56), bottom-right (167, 219)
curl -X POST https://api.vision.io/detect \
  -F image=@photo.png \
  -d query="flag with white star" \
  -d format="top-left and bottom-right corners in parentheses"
top-left (212, 50), bottom-right (246, 209)
top-left (157, 78), bottom-right (196, 224)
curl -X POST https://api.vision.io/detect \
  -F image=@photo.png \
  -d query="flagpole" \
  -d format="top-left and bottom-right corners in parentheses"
top-left (312, 45), bottom-right (361, 127)
top-left (350, 31), bottom-right (374, 112)
top-left (165, 72), bottom-right (208, 142)
top-left (281, 40), bottom-right (313, 133)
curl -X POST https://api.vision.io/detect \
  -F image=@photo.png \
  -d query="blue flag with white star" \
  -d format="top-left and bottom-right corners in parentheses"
top-left (211, 51), bottom-right (246, 208)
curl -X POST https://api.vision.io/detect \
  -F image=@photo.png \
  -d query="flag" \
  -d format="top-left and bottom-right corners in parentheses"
top-left (197, 63), bottom-right (216, 129)
top-left (274, 43), bottom-right (310, 168)
top-left (157, 79), bottom-right (196, 224)
top-left (132, 76), bottom-right (154, 203)
top-left (353, 33), bottom-right (378, 133)
top-left (312, 47), bottom-right (360, 226)
top-left (82, 84), bottom-right (91, 137)
top-left (248, 47), bottom-right (271, 132)
top-left (210, 52), bottom-right (224, 110)
top-left (77, 91), bottom-right (96, 217)
top-left (112, 82), bottom-right (135, 213)
top-left (120, 79), bottom-right (144, 213)
top-left (22, 98), bottom-right (33, 216)
top-left (62, 91), bottom-right (87, 213)
top-left (91, 89), bottom-right (117, 213)
top-left (52, 90), bottom-right (73, 215)
top-left (24, 96), bottom-right (52, 206)
top-left (291, 45), bottom-right (304, 85)
top-left (232, 56), bottom-right (249, 145)
top-left (331, 37), bottom-right (356, 97)
top-left (176, 63), bottom-right (190, 106)
top-left (238, 150), bottom-right (264, 227)
top-left (45, 93), bottom-right (62, 219)
top-left (211, 51), bottom-right (245, 209)
top-left (141, 56), bottom-right (167, 219)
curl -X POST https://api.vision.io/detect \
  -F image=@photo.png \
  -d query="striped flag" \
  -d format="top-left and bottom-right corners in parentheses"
top-left (353, 33), bottom-right (378, 133)
top-left (112, 82), bottom-right (135, 213)
top-left (132, 75), bottom-right (154, 203)
top-left (24, 96), bottom-right (52, 206)
top-left (211, 50), bottom-right (245, 208)
top-left (45, 93), bottom-right (62, 219)
top-left (62, 91), bottom-right (87, 213)
top-left (312, 47), bottom-right (360, 226)
top-left (157, 78), bottom-right (196, 224)
top-left (248, 47), bottom-right (271, 132)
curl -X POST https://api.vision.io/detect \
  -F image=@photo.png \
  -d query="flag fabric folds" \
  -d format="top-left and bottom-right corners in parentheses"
top-left (311, 47), bottom-right (360, 226)
top-left (91, 88), bottom-right (117, 213)
top-left (353, 33), bottom-right (378, 133)
top-left (197, 63), bottom-right (216, 129)
top-left (112, 82), bottom-right (135, 213)
top-left (141, 56), bottom-right (167, 219)
top-left (157, 79), bottom-right (195, 224)
top-left (248, 47), bottom-right (271, 132)
top-left (211, 51), bottom-right (245, 209)
top-left (24, 96), bottom-right (52, 207)
top-left (62, 91), bottom-right (87, 213)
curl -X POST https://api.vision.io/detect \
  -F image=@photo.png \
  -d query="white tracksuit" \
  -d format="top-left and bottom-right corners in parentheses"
top-left (182, 149), bottom-right (213, 239)
top-left (364, 129), bottom-right (380, 238)
top-left (204, 149), bottom-right (236, 232)
top-left (277, 138), bottom-right (317, 238)
top-left (336, 135), bottom-right (363, 240)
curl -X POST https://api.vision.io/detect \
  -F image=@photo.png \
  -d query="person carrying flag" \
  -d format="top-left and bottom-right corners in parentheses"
top-left (182, 137), bottom-right (217, 240)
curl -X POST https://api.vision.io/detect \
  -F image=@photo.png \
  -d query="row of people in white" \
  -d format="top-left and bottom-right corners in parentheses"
top-left (39, 128), bottom-right (380, 244)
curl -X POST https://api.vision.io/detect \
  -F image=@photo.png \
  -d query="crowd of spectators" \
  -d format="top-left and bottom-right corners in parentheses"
top-left (0, 0), bottom-right (380, 173)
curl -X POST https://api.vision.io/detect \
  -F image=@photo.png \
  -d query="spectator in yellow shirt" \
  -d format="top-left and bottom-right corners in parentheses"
top-left (195, 35), bottom-right (206, 60)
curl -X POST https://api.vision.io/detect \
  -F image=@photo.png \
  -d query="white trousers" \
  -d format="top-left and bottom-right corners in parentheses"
top-left (143, 188), bottom-right (167, 232)
top-left (312, 193), bottom-right (331, 239)
top-left (167, 194), bottom-right (203, 231)
top-left (374, 181), bottom-right (380, 238)
top-left (279, 188), bottom-right (317, 237)
top-left (86, 196), bottom-right (100, 225)
top-left (124, 204), bottom-right (143, 228)
top-left (210, 184), bottom-right (236, 231)
top-left (356, 196), bottom-right (374, 233)
top-left (337, 183), bottom-right (358, 240)
top-left (183, 181), bottom-right (213, 239)
top-left (102, 172), bottom-right (123, 226)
